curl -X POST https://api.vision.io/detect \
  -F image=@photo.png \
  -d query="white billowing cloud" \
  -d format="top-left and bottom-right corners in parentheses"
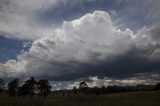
top-left (65, 76), bottom-right (105, 89)
top-left (0, 59), bottom-right (25, 78)
top-left (65, 82), bottom-right (80, 90)
top-left (88, 76), bottom-right (105, 87)
top-left (0, 11), bottom-right (160, 80)
top-left (65, 74), bottom-right (160, 90)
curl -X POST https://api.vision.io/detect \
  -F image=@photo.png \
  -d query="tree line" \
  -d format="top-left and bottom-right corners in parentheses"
top-left (0, 77), bottom-right (51, 98)
top-left (72, 81), bottom-right (160, 95)
top-left (1, 78), bottom-right (160, 97)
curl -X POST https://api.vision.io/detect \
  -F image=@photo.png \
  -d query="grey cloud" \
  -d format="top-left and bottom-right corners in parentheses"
top-left (151, 23), bottom-right (160, 40)
top-left (0, 0), bottom-right (63, 40)
top-left (0, 0), bottom-right (97, 40)
top-left (101, 0), bottom-right (160, 31)
top-left (0, 10), bottom-right (160, 82)
top-left (0, 0), bottom-right (160, 40)
top-left (37, 0), bottom-right (160, 32)
top-left (0, 0), bottom-right (10, 10)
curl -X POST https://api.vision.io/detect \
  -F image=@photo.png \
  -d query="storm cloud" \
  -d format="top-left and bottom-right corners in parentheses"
top-left (0, 10), bottom-right (160, 81)
top-left (1, 0), bottom-right (160, 40)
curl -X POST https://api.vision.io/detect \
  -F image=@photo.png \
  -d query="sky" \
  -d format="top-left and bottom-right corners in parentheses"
top-left (0, 0), bottom-right (160, 90)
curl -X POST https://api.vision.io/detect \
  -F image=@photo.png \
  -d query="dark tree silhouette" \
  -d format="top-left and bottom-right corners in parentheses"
top-left (73, 86), bottom-right (77, 94)
top-left (79, 81), bottom-right (88, 93)
top-left (79, 81), bottom-right (88, 89)
top-left (101, 85), bottom-right (107, 94)
top-left (0, 78), bottom-right (5, 93)
top-left (18, 83), bottom-right (29, 96)
top-left (155, 82), bottom-right (160, 90)
top-left (8, 78), bottom-right (19, 97)
top-left (37, 79), bottom-right (51, 98)
top-left (24, 77), bottom-right (36, 97)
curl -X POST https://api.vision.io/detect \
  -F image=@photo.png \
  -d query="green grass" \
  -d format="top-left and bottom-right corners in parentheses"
top-left (0, 91), bottom-right (160, 106)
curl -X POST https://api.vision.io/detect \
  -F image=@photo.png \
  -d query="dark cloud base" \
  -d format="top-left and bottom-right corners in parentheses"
top-left (40, 49), bottom-right (160, 81)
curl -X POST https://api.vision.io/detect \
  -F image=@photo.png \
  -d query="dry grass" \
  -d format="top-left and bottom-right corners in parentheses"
top-left (0, 91), bottom-right (160, 106)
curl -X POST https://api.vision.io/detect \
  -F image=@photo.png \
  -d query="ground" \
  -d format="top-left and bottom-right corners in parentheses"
top-left (0, 91), bottom-right (160, 106)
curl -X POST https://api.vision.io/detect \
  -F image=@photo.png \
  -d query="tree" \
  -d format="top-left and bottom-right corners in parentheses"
top-left (73, 86), bottom-right (77, 94)
top-left (37, 79), bottom-right (51, 98)
top-left (101, 85), bottom-right (106, 94)
top-left (155, 82), bottom-right (160, 90)
top-left (18, 83), bottom-right (28, 96)
top-left (0, 78), bottom-right (5, 93)
top-left (8, 78), bottom-right (19, 97)
top-left (79, 81), bottom-right (88, 89)
top-left (79, 81), bottom-right (88, 93)
top-left (24, 77), bottom-right (36, 97)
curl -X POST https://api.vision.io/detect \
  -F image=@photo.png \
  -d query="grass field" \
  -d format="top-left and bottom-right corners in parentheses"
top-left (0, 91), bottom-right (160, 106)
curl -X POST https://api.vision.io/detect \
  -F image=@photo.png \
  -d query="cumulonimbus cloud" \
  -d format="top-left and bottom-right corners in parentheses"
top-left (0, 10), bottom-right (160, 81)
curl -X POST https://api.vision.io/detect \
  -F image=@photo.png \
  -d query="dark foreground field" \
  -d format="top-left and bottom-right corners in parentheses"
top-left (0, 91), bottom-right (160, 106)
